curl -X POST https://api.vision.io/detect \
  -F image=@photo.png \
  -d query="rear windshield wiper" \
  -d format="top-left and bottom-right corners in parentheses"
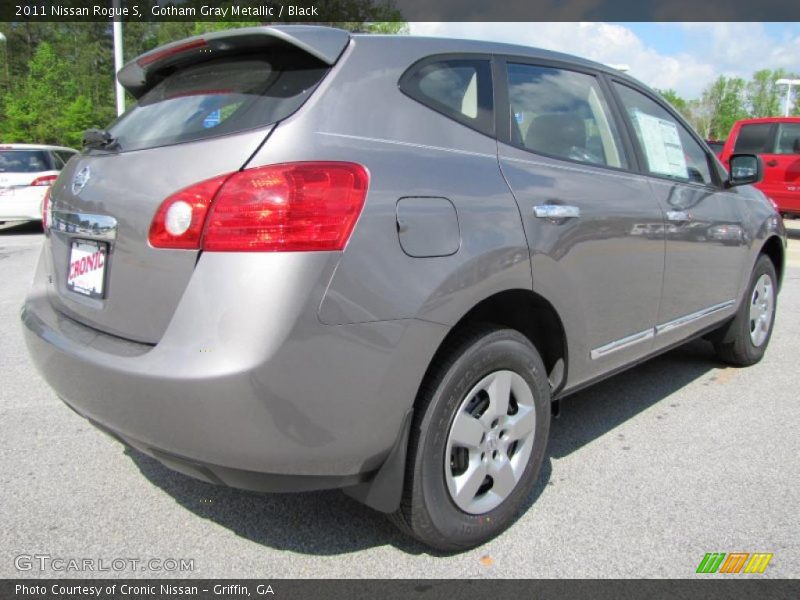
top-left (83, 128), bottom-right (121, 151)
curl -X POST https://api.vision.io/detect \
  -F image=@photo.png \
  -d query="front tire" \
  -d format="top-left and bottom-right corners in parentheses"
top-left (390, 325), bottom-right (551, 551)
top-left (714, 254), bottom-right (778, 366)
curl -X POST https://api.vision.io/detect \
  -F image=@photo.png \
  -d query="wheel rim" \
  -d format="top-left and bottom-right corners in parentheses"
top-left (749, 273), bottom-right (774, 347)
top-left (444, 370), bottom-right (537, 515)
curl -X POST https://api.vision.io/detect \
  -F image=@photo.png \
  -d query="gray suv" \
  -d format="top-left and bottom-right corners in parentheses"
top-left (22, 26), bottom-right (786, 551)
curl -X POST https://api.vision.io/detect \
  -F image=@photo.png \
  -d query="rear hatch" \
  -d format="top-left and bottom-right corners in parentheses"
top-left (0, 148), bottom-right (58, 195)
top-left (46, 26), bottom-right (349, 344)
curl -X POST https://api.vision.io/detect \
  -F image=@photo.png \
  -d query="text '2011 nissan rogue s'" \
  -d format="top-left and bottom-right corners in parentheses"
top-left (22, 26), bottom-right (786, 551)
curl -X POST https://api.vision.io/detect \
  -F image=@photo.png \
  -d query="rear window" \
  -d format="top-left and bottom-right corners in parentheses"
top-left (107, 53), bottom-right (327, 152)
top-left (774, 122), bottom-right (800, 154)
top-left (733, 123), bottom-right (773, 154)
top-left (0, 150), bottom-right (52, 173)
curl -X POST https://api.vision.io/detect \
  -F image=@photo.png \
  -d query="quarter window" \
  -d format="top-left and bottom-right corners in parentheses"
top-left (506, 63), bottom-right (627, 168)
top-left (56, 150), bottom-right (77, 165)
top-left (614, 83), bottom-right (713, 185)
top-left (774, 122), bottom-right (800, 154)
top-left (400, 58), bottom-right (493, 136)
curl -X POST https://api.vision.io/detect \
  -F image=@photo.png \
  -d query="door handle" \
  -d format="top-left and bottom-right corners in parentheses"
top-left (533, 205), bottom-right (581, 219)
top-left (766, 159), bottom-right (778, 167)
top-left (666, 210), bottom-right (692, 222)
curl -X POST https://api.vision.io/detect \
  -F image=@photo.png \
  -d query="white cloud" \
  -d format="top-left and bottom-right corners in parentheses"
top-left (408, 22), bottom-right (798, 99)
top-left (680, 23), bottom-right (800, 80)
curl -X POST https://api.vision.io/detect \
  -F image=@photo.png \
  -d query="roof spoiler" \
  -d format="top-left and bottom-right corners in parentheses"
top-left (118, 25), bottom-right (350, 99)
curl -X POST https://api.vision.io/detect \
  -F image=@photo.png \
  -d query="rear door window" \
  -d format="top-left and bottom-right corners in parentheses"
top-left (733, 123), bottom-right (774, 154)
top-left (107, 53), bottom-right (328, 152)
top-left (506, 63), bottom-right (628, 168)
top-left (400, 58), bottom-right (494, 136)
top-left (773, 122), bottom-right (800, 154)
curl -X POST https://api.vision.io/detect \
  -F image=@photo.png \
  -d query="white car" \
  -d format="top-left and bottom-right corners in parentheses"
top-left (0, 144), bottom-right (78, 225)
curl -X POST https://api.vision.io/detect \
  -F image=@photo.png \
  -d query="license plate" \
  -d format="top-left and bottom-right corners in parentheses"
top-left (67, 239), bottom-right (107, 299)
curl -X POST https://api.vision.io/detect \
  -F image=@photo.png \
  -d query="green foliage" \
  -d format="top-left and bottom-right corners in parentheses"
top-left (705, 76), bottom-right (748, 140)
top-left (746, 69), bottom-right (786, 118)
top-left (58, 95), bottom-right (97, 147)
top-left (657, 89), bottom-right (689, 114)
top-left (0, 20), bottom-right (408, 148)
top-left (1, 42), bottom-right (86, 144)
top-left (661, 71), bottom-right (799, 141)
top-left (0, 22), bottom-right (794, 148)
top-left (0, 23), bottom-right (116, 146)
top-left (363, 22), bottom-right (410, 34)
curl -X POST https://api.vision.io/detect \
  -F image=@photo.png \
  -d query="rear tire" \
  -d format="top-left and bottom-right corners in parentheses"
top-left (714, 254), bottom-right (777, 366)
top-left (390, 325), bottom-right (550, 551)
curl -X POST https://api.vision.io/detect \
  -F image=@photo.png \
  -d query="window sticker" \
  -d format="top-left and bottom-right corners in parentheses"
top-left (202, 109), bottom-right (221, 129)
top-left (632, 110), bottom-right (687, 179)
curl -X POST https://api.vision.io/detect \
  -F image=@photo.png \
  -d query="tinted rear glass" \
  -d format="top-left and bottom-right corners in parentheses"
top-left (0, 150), bottom-right (52, 173)
top-left (733, 123), bottom-right (773, 153)
top-left (55, 150), bottom-right (77, 165)
top-left (108, 53), bottom-right (327, 152)
top-left (400, 58), bottom-right (494, 136)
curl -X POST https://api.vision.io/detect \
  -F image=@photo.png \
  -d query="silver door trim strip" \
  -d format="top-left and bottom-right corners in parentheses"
top-left (590, 300), bottom-right (737, 360)
top-left (655, 300), bottom-right (736, 335)
top-left (590, 328), bottom-right (654, 360)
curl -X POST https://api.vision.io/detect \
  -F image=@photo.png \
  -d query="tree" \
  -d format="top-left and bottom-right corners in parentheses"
top-left (657, 88), bottom-right (689, 118)
top-left (58, 95), bottom-right (97, 147)
top-left (1, 42), bottom-right (73, 144)
top-left (0, 20), bottom-right (409, 147)
top-left (684, 98), bottom-right (714, 139)
top-left (746, 69), bottom-right (786, 118)
top-left (700, 75), bottom-right (747, 140)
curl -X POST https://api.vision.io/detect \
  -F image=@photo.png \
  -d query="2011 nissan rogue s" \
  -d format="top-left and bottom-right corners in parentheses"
top-left (22, 26), bottom-right (786, 551)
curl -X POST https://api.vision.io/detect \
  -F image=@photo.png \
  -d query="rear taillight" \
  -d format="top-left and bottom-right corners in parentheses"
top-left (30, 174), bottom-right (57, 186)
top-left (148, 162), bottom-right (369, 252)
top-left (148, 174), bottom-right (231, 249)
top-left (42, 187), bottom-right (51, 231)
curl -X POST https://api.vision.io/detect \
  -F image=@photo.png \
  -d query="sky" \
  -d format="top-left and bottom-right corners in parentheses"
top-left (408, 23), bottom-right (800, 99)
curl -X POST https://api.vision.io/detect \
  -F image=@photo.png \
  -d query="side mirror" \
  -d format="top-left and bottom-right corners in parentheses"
top-left (727, 153), bottom-right (763, 187)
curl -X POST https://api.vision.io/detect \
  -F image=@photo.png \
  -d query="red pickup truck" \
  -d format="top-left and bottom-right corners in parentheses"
top-left (720, 117), bottom-right (800, 217)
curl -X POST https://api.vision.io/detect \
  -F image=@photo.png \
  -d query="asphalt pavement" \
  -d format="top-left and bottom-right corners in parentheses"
top-left (1, 220), bottom-right (798, 578)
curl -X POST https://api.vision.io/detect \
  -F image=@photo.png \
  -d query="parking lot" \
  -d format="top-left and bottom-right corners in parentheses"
top-left (1, 220), bottom-right (798, 578)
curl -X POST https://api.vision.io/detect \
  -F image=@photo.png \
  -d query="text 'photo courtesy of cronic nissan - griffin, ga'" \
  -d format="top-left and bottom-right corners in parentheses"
top-left (21, 25), bottom-right (786, 551)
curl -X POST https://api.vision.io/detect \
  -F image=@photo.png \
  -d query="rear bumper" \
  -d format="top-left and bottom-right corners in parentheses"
top-left (66, 400), bottom-right (367, 493)
top-left (22, 248), bottom-right (446, 490)
top-left (0, 186), bottom-right (45, 221)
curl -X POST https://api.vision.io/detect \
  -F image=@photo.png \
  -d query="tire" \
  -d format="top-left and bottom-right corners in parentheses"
top-left (390, 324), bottom-right (551, 551)
top-left (714, 254), bottom-right (778, 366)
